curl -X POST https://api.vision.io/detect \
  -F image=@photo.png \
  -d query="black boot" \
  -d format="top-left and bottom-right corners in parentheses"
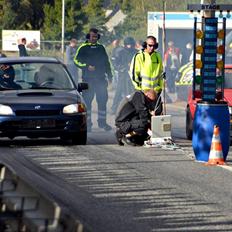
top-left (115, 128), bottom-right (124, 146)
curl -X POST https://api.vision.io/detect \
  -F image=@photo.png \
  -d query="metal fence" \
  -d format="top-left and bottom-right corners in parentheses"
top-left (0, 40), bottom-right (73, 61)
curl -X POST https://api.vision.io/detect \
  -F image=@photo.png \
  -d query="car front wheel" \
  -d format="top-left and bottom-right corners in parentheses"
top-left (71, 132), bottom-right (87, 145)
top-left (61, 131), bottom-right (87, 145)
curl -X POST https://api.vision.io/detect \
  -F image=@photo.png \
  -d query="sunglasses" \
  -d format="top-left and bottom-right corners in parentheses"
top-left (148, 44), bottom-right (155, 47)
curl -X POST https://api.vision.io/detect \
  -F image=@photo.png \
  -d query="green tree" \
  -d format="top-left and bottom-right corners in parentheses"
top-left (42, 0), bottom-right (87, 41)
top-left (111, 0), bottom-right (224, 41)
top-left (112, 0), bottom-right (147, 41)
top-left (65, 0), bottom-right (87, 40)
top-left (42, 1), bottom-right (62, 40)
top-left (83, 0), bottom-right (108, 37)
top-left (0, 0), bottom-right (50, 30)
top-left (80, 0), bottom-right (118, 44)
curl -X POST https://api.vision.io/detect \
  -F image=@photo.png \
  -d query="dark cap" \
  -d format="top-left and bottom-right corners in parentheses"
top-left (124, 37), bottom-right (136, 46)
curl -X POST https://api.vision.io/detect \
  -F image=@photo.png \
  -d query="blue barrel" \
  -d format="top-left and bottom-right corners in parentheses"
top-left (192, 102), bottom-right (230, 162)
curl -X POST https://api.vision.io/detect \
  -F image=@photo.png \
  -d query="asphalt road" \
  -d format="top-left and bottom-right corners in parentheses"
top-left (1, 98), bottom-right (232, 232)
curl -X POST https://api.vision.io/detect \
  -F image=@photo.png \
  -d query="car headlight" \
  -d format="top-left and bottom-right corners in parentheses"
top-left (0, 104), bottom-right (14, 115)
top-left (63, 103), bottom-right (86, 114)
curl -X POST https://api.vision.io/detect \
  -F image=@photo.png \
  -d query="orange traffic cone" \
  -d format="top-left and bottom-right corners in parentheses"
top-left (207, 125), bottom-right (226, 166)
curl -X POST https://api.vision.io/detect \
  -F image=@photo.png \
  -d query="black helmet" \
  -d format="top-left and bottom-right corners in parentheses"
top-left (124, 37), bottom-right (135, 46)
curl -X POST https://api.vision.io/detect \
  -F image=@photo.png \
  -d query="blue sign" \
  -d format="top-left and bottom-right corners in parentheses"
top-left (148, 12), bottom-right (232, 21)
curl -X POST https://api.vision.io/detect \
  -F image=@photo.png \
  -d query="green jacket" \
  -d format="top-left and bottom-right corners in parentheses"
top-left (130, 50), bottom-right (163, 93)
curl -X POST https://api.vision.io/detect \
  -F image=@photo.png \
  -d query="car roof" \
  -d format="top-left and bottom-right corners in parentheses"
top-left (0, 56), bottom-right (63, 64)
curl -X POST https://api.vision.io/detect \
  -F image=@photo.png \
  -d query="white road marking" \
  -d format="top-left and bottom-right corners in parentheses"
top-left (220, 165), bottom-right (232, 172)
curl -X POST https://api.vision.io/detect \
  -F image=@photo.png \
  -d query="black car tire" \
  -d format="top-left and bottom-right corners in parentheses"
top-left (186, 106), bottom-right (193, 140)
top-left (71, 132), bottom-right (87, 145)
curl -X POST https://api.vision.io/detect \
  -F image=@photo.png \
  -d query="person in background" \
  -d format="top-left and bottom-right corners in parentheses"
top-left (110, 37), bottom-right (137, 115)
top-left (0, 64), bottom-right (22, 89)
top-left (0, 51), bottom-right (6, 58)
top-left (115, 89), bottom-right (158, 146)
top-left (74, 28), bottom-right (113, 132)
top-left (164, 41), bottom-right (181, 94)
top-left (66, 38), bottom-right (79, 83)
top-left (18, 38), bottom-right (29, 57)
top-left (135, 40), bottom-right (143, 50)
top-left (182, 42), bottom-right (193, 65)
top-left (110, 39), bottom-right (123, 89)
top-left (130, 35), bottom-right (163, 115)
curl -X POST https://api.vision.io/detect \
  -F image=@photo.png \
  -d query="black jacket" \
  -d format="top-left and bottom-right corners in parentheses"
top-left (74, 42), bottom-right (112, 81)
top-left (114, 47), bottom-right (137, 73)
top-left (18, 44), bottom-right (29, 57)
top-left (115, 91), bottom-right (156, 125)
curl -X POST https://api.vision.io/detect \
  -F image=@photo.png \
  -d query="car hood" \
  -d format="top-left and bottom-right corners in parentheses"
top-left (0, 89), bottom-right (83, 105)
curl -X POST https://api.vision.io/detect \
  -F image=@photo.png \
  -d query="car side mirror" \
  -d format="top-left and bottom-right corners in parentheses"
top-left (78, 82), bottom-right (88, 92)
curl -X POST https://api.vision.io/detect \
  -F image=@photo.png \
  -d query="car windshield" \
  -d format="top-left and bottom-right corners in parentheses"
top-left (0, 61), bottom-right (75, 90)
top-left (224, 68), bottom-right (232, 89)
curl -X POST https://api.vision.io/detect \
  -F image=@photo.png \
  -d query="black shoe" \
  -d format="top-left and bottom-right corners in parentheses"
top-left (115, 129), bottom-right (124, 146)
top-left (99, 123), bottom-right (112, 131)
top-left (122, 136), bottom-right (137, 146)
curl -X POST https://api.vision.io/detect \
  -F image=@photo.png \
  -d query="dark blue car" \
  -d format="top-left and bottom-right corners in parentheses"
top-left (0, 57), bottom-right (88, 144)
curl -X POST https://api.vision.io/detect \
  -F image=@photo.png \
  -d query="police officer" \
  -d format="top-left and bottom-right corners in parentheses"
top-left (74, 28), bottom-right (113, 132)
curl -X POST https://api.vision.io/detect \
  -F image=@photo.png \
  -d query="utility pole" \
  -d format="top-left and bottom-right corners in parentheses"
top-left (162, 0), bottom-right (167, 115)
top-left (61, 0), bottom-right (65, 60)
top-left (162, 0), bottom-right (166, 61)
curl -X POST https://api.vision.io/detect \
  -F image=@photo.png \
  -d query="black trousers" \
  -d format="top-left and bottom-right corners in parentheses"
top-left (82, 79), bottom-right (108, 127)
top-left (116, 117), bottom-right (149, 141)
top-left (111, 71), bottom-right (134, 113)
top-left (166, 68), bottom-right (178, 93)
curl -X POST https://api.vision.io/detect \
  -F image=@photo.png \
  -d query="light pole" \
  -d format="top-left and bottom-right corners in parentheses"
top-left (61, 0), bottom-right (65, 60)
top-left (162, 0), bottom-right (167, 115)
top-left (162, 0), bottom-right (166, 63)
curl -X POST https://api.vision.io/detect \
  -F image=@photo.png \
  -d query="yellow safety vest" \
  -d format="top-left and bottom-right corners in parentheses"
top-left (130, 50), bottom-right (163, 92)
top-left (175, 62), bottom-right (193, 86)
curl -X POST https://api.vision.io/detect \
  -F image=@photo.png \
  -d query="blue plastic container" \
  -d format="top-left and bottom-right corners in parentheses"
top-left (192, 102), bottom-right (230, 162)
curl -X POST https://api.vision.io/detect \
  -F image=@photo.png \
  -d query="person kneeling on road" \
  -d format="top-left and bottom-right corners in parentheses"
top-left (115, 89), bottom-right (161, 146)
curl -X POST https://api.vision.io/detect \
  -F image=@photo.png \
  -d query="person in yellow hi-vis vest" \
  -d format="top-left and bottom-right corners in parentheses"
top-left (130, 35), bottom-right (163, 93)
top-left (130, 35), bottom-right (164, 114)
